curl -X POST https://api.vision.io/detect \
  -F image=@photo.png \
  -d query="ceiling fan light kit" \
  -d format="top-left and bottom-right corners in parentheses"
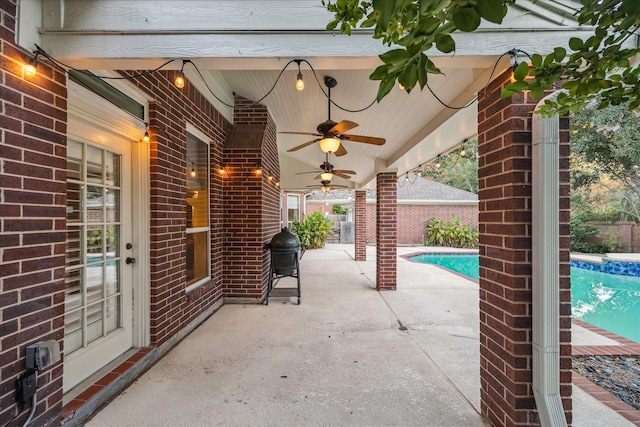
top-left (281, 75), bottom-right (386, 158)
top-left (318, 136), bottom-right (341, 153)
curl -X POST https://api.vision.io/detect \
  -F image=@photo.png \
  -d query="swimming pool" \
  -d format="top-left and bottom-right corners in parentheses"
top-left (410, 253), bottom-right (640, 343)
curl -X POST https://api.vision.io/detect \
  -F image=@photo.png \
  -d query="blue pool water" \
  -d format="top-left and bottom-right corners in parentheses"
top-left (410, 253), bottom-right (640, 343)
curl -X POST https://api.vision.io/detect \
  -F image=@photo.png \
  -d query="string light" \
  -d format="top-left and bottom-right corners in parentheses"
top-left (190, 162), bottom-right (197, 178)
top-left (24, 53), bottom-right (38, 77)
top-left (435, 155), bottom-right (442, 169)
top-left (142, 122), bottom-right (150, 143)
top-left (460, 139), bottom-right (467, 157)
top-left (294, 59), bottom-right (304, 91)
top-left (175, 60), bottom-right (187, 89)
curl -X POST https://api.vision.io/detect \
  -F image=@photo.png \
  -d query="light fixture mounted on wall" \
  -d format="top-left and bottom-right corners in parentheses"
top-left (294, 59), bottom-right (304, 91)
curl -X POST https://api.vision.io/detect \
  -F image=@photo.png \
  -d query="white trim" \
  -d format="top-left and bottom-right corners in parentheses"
top-left (131, 141), bottom-right (151, 347)
top-left (184, 126), bottom-right (211, 294)
top-left (531, 92), bottom-right (567, 427)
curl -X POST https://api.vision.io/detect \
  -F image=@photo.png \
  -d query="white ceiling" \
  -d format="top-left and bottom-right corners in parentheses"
top-left (28, 0), bottom-right (588, 191)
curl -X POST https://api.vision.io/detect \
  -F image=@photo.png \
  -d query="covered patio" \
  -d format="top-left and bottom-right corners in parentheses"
top-left (84, 245), bottom-right (631, 427)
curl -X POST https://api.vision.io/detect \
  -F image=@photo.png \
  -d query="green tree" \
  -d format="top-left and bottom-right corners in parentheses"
top-left (323, 0), bottom-right (640, 115)
top-left (570, 102), bottom-right (640, 222)
top-left (422, 139), bottom-right (478, 193)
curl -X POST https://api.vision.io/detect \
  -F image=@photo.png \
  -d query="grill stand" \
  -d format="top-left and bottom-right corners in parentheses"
top-left (267, 250), bottom-right (301, 305)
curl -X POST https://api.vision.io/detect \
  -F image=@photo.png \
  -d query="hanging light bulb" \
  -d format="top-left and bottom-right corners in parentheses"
top-left (142, 122), bottom-right (150, 143)
top-left (24, 54), bottom-right (38, 77)
top-left (404, 173), bottom-right (409, 182)
top-left (175, 60), bottom-right (187, 89)
top-left (435, 155), bottom-right (442, 169)
top-left (254, 163), bottom-right (262, 176)
top-left (294, 60), bottom-right (305, 91)
top-left (460, 139), bottom-right (467, 157)
top-left (190, 162), bottom-right (197, 178)
top-left (218, 165), bottom-right (226, 175)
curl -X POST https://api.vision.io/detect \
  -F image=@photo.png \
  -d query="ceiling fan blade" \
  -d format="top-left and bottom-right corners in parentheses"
top-left (279, 131), bottom-right (322, 137)
top-left (341, 134), bottom-right (386, 145)
top-left (333, 172), bottom-right (353, 180)
top-left (333, 169), bottom-right (356, 175)
top-left (329, 120), bottom-right (359, 135)
top-left (295, 170), bottom-right (321, 175)
top-left (287, 139), bottom-right (320, 152)
top-left (335, 143), bottom-right (348, 157)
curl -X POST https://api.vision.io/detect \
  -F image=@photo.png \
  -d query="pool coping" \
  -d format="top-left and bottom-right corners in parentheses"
top-left (572, 319), bottom-right (640, 425)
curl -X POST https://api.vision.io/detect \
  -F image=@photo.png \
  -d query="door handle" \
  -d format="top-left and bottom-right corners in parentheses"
top-left (126, 257), bottom-right (136, 265)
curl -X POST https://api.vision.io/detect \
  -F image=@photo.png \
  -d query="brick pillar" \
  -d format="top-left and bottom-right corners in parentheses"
top-left (376, 173), bottom-right (397, 290)
top-left (477, 70), bottom-right (571, 426)
top-left (354, 190), bottom-right (367, 261)
top-left (222, 96), bottom-right (280, 303)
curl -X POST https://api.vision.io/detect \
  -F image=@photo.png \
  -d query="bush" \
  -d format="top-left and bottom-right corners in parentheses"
top-left (292, 211), bottom-right (334, 249)
top-left (332, 204), bottom-right (347, 215)
top-left (425, 216), bottom-right (478, 248)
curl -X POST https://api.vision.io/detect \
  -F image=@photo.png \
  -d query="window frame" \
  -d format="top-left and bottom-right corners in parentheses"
top-left (287, 194), bottom-right (301, 229)
top-left (185, 127), bottom-right (211, 294)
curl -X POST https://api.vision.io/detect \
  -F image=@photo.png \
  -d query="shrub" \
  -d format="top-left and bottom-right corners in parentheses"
top-left (332, 204), bottom-right (347, 214)
top-left (425, 216), bottom-right (478, 248)
top-left (292, 211), bottom-right (334, 249)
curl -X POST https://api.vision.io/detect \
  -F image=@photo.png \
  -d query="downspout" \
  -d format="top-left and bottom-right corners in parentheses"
top-left (531, 93), bottom-right (567, 427)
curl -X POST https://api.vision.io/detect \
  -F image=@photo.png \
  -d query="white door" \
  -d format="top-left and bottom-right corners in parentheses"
top-left (63, 83), bottom-right (139, 392)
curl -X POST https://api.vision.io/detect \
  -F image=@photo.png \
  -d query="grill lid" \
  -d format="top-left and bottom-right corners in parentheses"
top-left (270, 227), bottom-right (301, 252)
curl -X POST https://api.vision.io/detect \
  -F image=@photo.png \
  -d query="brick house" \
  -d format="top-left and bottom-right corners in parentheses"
top-left (295, 176), bottom-right (478, 245)
top-left (0, 1), bottom-right (590, 426)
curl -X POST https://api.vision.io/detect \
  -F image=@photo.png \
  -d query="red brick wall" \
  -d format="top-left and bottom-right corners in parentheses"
top-left (376, 173), bottom-right (397, 290)
top-left (477, 69), bottom-right (571, 426)
top-left (123, 71), bottom-right (230, 346)
top-left (222, 97), bottom-right (280, 302)
top-left (1, 1), bottom-right (67, 425)
top-left (366, 203), bottom-right (478, 245)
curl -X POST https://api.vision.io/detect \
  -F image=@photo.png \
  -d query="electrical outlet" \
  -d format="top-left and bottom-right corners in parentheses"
top-left (16, 371), bottom-right (37, 408)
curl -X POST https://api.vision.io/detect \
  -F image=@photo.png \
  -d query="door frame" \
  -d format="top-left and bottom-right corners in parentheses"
top-left (65, 80), bottom-right (150, 389)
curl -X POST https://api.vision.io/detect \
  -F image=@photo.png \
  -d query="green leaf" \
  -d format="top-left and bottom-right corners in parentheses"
top-left (372, 0), bottom-right (396, 31)
top-left (370, 64), bottom-right (389, 81)
top-left (554, 47), bottom-right (567, 62)
top-left (513, 62), bottom-right (529, 81)
top-left (531, 54), bottom-right (543, 68)
top-left (379, 48), bottom-right (410, 65)
top-left (377, 78), bottom-right (396, 102)
top-left (398, 63), bottom-right (418, 90)
top-left (569, 37), bottom-right (584, 51)
top-left (501, 80), bottom-right (529, 98)
top-left (474, 0), bottom-right (506, 24)
top-left (326, 19), bottom-right (339, 31)
top-left (435, 34), bottom-right (455, 53)
top-left (452, 7), bottom-right (481, 32)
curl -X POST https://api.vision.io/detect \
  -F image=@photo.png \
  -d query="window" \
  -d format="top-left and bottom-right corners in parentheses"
top-left (186, 133), bottom-right (210, 288)
top-left (287, 194), bottom-right (300, 228)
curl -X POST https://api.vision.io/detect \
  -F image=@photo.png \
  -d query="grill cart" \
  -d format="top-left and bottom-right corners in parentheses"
top-left (266, 227), bottom-right (301, 305)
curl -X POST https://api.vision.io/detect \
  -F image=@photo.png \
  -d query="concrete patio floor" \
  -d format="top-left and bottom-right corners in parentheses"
top-left (86, 244), bottom-right (634, 426)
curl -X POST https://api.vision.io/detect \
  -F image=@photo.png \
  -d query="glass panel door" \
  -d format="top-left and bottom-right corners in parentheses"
top-left (64, 137), bottom-right (132, 392)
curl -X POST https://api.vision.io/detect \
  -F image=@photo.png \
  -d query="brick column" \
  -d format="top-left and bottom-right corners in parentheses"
top-left (354, 190), bottom-right (367, 261)
top-left (477, 70), bottom-right (571, 426)
top-left (376, 173), bottom-right (397, 290)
